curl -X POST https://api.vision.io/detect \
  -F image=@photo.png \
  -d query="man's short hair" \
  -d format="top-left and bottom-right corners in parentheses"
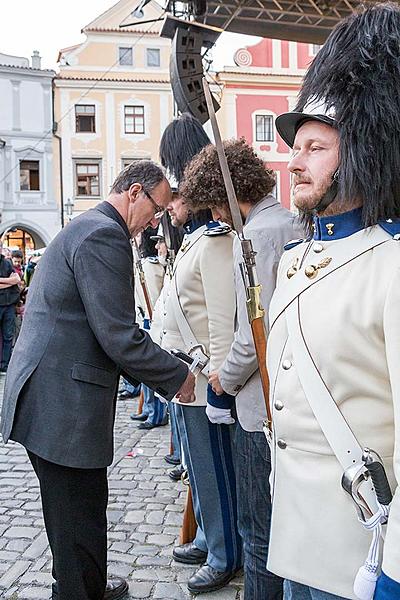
top-left (12, 250), bottom-right (23, 259)
top-left (111, 160), bottom-right (165, 195)
top-left (179, 138), bottom-right (276, 212)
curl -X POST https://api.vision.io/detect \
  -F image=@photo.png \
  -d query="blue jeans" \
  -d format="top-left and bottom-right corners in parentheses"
top-left (142, 385), bottom-right (166, 425)
top-left (284, 580), bottom-right (347, 599)
top-left (235, 423), bottom-right (283, 600)
top-left (120, 378), bottom-right (141, 397)
top-left (0, 304), bottom-right (15, 369)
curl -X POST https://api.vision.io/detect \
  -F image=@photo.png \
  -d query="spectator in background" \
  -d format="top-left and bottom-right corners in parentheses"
top-left (24, 255), bottom-right (41, 288)
top-left (0, 243), bottom-right (20, 372)
top-left (11, 250), bottom-right (26, 344)
top-left (11, 250), bottom-right (24, 278)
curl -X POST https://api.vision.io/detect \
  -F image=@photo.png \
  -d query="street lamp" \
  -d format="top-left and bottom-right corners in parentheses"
top-left (65, 197), bottom-right (74, 222)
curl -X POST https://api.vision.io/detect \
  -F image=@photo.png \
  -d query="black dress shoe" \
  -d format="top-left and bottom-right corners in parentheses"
top-left (173, 541), bottom-right (207, 565)
top-left (168, 465), bottom-right (185, 481)
top-left (137, 416), bottom-right (168, 430)
top-left (52, 577), bottom-right (128, 599)
top-left (104, 577), bottom-right (129, 599)
top-left (130, 413), bottom-right (147, 421)
top-left (187, 564), bottom-right (237, 594)
top-left (164, 454), bottom-right (181, 465)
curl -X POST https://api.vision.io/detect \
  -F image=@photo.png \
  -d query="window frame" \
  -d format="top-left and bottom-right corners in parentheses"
top-left (74, 160), bottom-right (101, 198)
top-left (75, 104), bottom-right (96, 134)
top-left (118, 46), bottom-right (133, 66)
top-left (124, 105), bottom-right (145, 135)
top-left (19, 159), bottom-right (40, 191)
top-left (255, 114), bottom-right (274, 143)
top-left (146, 48), bottom-right (161, 68)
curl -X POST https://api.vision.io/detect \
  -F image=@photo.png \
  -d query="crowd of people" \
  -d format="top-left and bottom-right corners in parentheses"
top-left (1, 4), bottom-right (400, 600)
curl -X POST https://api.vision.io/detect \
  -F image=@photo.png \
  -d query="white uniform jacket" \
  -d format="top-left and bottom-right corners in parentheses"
top-left (267, 222), bottom-right (400, 598)
top-left (218, 195), bottom-right (304, 432)
top-left (162, 224), bottom-right (236, 407)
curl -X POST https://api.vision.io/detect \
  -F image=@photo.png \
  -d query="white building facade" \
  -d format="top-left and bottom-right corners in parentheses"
top-left (0, 51), bottom-right (60, 253)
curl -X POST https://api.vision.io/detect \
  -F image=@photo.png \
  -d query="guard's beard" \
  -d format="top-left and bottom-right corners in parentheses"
top-left (297, 172), bottom-right (339, 236)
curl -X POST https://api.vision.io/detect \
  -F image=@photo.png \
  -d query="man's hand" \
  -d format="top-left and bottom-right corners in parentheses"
top-left (175, 370), bottom-right (196, 404)
top-left (206, 404), bottom-right (235, 425)
top-left (208, 371), bottom-right (224, 395)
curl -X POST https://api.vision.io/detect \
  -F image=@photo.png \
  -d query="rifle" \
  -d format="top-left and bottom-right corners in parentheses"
top-left (179, 472), bottom-right (198, 544)
top-left (132, 238), bottom-right (153, 321)
top-left (202, 78), bottom-right (273, 438)
top-left (132, 238), bottom-right (153, 415)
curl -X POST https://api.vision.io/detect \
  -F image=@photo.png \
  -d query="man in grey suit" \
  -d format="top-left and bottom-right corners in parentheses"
top-left (0, 160), bottom-right (195, 600)
top-left (181, 139), bottom-right (303, 599)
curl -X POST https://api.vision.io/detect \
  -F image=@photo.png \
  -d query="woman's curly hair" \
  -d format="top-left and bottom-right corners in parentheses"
top-left (179, 138), bottom-right (276, 212)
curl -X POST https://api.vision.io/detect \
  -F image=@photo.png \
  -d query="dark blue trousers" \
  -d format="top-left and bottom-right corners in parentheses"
top-left (176, 403), bottom-right (242, 572)
top-left (0, 304), bottom-right (15, 369)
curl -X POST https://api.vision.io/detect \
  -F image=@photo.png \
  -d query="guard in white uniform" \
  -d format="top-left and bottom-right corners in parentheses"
top-left (180, 138), bottom-right (304, 600)
top-left (159, 113), bottom-right (242, 594)
top-left (267, 5), bottom-right (400, 600)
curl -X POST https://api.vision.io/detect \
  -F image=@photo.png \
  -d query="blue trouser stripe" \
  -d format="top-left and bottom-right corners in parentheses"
top-left (208, 421), bottom-right (238, 572)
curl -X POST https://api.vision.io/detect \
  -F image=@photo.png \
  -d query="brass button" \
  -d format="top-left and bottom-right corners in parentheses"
top-left (282, 359), bottom-right (292, 370)
top-left (274, 400), bottom-right (284, 411)
top-left (312, 242), bottom-right (324, 253)
top-left (277, 439), bottom-right (287, 449)
top-left (305, 264), bottom-right (318, 279)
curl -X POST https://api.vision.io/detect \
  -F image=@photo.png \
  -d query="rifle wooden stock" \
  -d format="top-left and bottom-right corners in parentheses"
top-left (250, 317), bottom-right (272, 429)
top-left (179, 484), bottom-right (197, 544)
top-left (139, 273), bottom-right (153, 321)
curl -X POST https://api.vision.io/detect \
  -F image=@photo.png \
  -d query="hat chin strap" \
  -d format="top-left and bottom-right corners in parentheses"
top-left (310, 170), bottom-right (339, 216)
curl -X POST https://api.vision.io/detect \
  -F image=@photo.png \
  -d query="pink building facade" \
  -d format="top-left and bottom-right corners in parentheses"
top-left (217, 38), bottom-right (319, 208)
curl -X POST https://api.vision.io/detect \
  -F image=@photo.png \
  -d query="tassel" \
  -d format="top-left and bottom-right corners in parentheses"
top-left (354, 565), bottom-right (378, 600)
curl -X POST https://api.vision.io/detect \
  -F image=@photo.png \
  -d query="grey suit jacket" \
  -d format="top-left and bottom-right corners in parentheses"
top-left (0, 202), bottom-right (187, 468)
top-left (218, 195), bottom-right (304, 432)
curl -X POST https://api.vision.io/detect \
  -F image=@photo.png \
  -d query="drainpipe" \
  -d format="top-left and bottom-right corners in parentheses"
top-left (52, 84), bottom-right (64, 228)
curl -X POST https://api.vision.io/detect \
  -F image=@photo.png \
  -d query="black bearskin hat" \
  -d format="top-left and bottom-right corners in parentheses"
top-left (159, 112), bottom-right (211, 184)
top-left (277, 2), bottom-right (400, 227)
top-left (159, 112), bottom-right (213, 225)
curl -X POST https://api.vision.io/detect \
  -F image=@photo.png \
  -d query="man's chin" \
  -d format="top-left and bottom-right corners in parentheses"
top-left (293, 194), bottom-right (320, 214)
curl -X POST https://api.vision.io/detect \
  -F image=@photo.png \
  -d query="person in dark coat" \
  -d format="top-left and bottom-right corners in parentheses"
top-left (0, 160), bottom-right (195, 600)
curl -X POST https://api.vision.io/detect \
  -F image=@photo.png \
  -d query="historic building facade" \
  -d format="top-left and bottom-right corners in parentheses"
top-left (53, 0), bottom-right (174, 219)
top-left (0, 51), bottom-right (58, 253)
top-left (217, 38), bottom-right (320, 208)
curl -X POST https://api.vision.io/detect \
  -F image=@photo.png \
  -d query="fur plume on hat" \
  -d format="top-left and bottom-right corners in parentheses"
top-left (159, 112), bottom-right (211, 184)
top-left (296, 3), bottom-right (400, 226)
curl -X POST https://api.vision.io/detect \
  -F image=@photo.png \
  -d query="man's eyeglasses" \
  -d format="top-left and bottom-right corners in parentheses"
top-left (142, 188), bottom-right (165, 220)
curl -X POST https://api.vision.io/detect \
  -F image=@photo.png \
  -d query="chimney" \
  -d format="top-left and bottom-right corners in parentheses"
top-left (31, 50), bottom-right (41, 69)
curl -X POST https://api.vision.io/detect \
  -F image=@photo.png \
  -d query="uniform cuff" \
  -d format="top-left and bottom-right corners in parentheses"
top-left (374, 571), bottom-right (400, 599)
top-left (207, 384), bottom-right (235, 409)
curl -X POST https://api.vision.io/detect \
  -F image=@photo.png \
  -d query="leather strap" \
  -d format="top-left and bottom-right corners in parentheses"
top-left (169, 268), bottom-right (210, 377)
top-left (285, 297), bottom-right (379, 514)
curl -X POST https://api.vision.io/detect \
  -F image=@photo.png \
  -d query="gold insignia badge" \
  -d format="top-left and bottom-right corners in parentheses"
top-left (287, 257), bottom-right (299, 279)
top-left (304, 257), bottom-right (332, 279)
top-left (326, 223), bottom-right (334, 236)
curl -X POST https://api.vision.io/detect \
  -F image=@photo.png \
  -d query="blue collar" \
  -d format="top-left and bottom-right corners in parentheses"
top-left (183, 217), bottom-right (214, 234)
top-left (313, 207), bottom-right (364, 240)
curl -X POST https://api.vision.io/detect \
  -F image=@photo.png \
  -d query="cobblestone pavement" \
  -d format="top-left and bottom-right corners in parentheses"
top-left (0, 378), bottom-right (243, 600)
